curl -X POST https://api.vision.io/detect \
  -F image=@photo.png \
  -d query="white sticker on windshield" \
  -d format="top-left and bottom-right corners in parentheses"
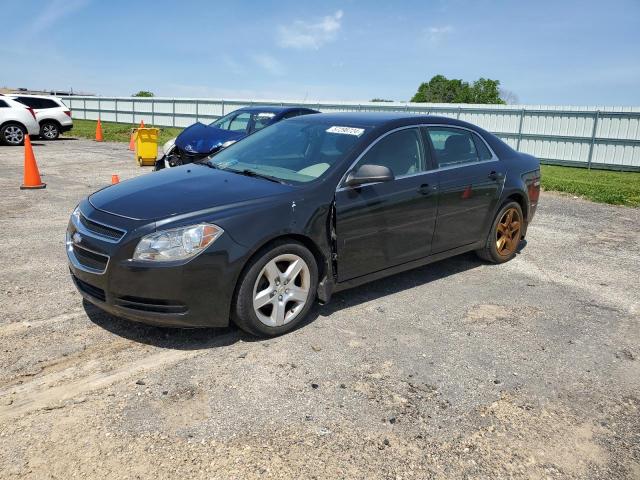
top-left (256, 112), bottom-right (276, 119)
top-left (326, 126), bottom-right (365, 136)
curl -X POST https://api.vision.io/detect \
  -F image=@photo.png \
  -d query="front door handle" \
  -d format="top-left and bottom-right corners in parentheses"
top-left (418, 183), bottom-right (434, 195)
top-left (488, 171), bottom-right (504, 181)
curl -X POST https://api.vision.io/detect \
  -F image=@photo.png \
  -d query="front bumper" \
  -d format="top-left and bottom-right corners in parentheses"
top-left (67, 200), bottom-right (246, 328)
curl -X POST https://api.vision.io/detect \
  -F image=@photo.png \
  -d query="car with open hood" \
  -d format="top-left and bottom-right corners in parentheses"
top-left (68, 112), bottom-right (540, 337)
top-left (155, 105), bottom-right (318, 170)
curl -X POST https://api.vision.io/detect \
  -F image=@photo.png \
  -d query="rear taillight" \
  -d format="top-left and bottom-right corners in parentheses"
top-left (26, 107), bottom-right (37, 120)
top-left (64, 110), bottom-right (72, 117)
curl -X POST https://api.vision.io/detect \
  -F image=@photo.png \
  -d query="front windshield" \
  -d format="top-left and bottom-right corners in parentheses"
top-left (207, 120), bottom-right (368, 184)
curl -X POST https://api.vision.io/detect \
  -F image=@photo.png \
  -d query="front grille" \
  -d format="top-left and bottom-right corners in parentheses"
top-left (73, 276), bottom-right (106, 302)
top-left (170, 146), bottom-right (211, 166)
top-left (79, 213), bottom-right (125, 241)
top-left (73, 245), bottom-right (109, 273)
top-left (115, 296), bottom-right (188, 314)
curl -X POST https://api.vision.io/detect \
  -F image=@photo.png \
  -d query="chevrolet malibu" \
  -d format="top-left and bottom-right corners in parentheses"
top-left (67, 113), bottom-right (540, 337)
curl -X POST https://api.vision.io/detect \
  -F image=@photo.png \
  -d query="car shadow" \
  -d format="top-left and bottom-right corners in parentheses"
top-left (83, 300), bottom-right (241, 350)
top-left (84, 245), bottom-right (527, 348)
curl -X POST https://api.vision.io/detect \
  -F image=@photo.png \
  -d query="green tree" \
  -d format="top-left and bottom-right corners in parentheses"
top-left (132, 90), bottom-right (154, 97)
top-left (411, 75), bottom-right (505, 104)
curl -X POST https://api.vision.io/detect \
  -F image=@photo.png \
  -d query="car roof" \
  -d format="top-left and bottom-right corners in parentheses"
top-left (290, 111), bottom-right (480, 129)
top-left (8, 94), bottom-right (62, 100)
top-left (235, 105), bottom-right (317, 114)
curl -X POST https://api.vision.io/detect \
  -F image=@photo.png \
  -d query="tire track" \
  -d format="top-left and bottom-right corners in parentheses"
top-left (0, 348), bottom-right (202, 421)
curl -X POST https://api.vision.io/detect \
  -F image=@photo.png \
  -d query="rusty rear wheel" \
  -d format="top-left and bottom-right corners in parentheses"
top-left (476, 201), bottom-right (524, 263)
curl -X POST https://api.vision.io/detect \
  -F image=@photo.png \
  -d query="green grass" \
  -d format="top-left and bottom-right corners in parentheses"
top-left (65, 119), bottom-right (183, 145)
top-left (541, 164), bottom-right (640, 207)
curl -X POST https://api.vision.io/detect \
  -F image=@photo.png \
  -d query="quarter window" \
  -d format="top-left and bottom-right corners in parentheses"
top-left (0, 100), bottom-right (8, 108)
top-left (354, 128), bottom-right (424, 178)
top-left (427, 127), bottom-right (481, 167)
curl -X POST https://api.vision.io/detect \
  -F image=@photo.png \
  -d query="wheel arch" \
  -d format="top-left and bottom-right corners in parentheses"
top-left (239, 233), bottom-right (328, 284)
top-left (39, 117), bottom-right (62, 129)
top-left (230, 233), bottom-right (329, 310)
top-left (0, 120), bottom-right (28, 132)
top-left (504, 191), bottom-right (528, 221)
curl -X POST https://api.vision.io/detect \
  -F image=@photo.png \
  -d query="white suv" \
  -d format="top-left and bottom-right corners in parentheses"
top-left (0, 96), bottom-right (40, 146)
top-left (9, 94), bottom-right (73, 140)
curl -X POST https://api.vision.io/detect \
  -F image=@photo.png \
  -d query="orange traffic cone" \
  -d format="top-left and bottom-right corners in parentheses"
top-left (95, 118), bottom-right (104, 142)
top-left (111, 174), bottom-right (120, 184)
top-left (20, 135), bottom-right (46, 190)
top-left (128, 120), bottom-right (145, 151)
top-left (128, 130), bottom-right (136, 151)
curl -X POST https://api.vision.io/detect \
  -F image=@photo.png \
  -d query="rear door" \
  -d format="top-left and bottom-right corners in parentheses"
top-left (425, 126), bottom-right (505, 253)
top-left (335, 127), bottom-right (439, 281)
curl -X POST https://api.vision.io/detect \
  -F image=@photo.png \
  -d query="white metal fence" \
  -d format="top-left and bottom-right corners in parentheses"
top-left (61, 96), bottom-right (640, 171)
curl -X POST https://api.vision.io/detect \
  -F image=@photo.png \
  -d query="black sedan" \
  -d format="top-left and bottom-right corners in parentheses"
top-left (67, 113), bottom-right (540, 337)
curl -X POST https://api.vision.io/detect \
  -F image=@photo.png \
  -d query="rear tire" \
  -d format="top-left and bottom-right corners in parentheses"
top-left (233, 240), bottom-right (318, 337)
top-left (0, 123), bottom-right (26, 146)
top-left (476, 201), bottom-right (524, 264)
top-left (40, 121), bottom-right (60, 140)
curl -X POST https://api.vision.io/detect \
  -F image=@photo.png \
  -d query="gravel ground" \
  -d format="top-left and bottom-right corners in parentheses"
top-left (0, 138), bottom-right (639, 479)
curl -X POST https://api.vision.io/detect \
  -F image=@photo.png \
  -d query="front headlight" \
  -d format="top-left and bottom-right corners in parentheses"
top-left (162, 137), bottom-right (176, 155)
top-left (71, 205), bottom-right (81, 224)
top-left (132, 223), bottom-right (223, 262)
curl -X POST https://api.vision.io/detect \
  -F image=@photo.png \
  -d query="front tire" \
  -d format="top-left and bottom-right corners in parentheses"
top-left (233, 240), bottom-right (318, 337)
top-left (476, 201), bottom-right (524, 264)
top-left (40, 121), bottom-right (60, 140)
top-left (1, 123), bottom-right (26, 146)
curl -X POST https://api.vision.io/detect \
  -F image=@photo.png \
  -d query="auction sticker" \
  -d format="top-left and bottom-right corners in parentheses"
top-left (326, 126), bottom-right (365, 136)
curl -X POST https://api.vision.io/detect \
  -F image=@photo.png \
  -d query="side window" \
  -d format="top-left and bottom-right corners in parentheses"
top-left (427, 127), bottom-right (480, 167)
top-left (251, 112), bottom-right (276, 132)
top-left (472, 133), bottom-right (493, 160)
top-left (15, 97), bottom-right (40, 108)
top-left (0, 100), bottom-right (8, 108)
top-left (355, 128), bottom-right (424, 178)
top-left (228, 112), bottom-right (251, 132)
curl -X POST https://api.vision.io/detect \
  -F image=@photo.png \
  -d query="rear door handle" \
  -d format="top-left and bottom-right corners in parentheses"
top-left (488, 171), bottom-right (504, 181)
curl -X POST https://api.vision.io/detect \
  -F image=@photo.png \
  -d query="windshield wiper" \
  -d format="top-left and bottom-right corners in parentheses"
top-left (194, 160), bottom-right (218, 169)
top-left (230, 168), bottom-right (286, 184)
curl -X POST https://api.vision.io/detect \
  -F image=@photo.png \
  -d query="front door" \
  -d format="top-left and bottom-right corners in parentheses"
top-left (424, 126), bottom-right (506, 252)
top-left (335, 128), bottom-right (439, 281)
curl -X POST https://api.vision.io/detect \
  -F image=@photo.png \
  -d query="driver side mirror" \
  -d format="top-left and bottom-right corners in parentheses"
top-left (344, 164), bottom-right (394, 187)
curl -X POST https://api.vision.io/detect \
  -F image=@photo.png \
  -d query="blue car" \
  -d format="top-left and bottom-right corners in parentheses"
top-left (155, 106), bottom-right (319, 169)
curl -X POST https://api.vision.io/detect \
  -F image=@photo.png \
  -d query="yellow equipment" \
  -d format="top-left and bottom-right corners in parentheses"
top-left (134, 128), bottom-right (159, 166)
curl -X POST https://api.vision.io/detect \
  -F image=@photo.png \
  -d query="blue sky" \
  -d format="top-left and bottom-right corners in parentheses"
top-left (3, 0), bottom-right (640, 105)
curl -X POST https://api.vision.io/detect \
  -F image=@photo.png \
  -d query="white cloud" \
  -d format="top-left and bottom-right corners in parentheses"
top-left (25, 0), bottom-right (89, 37)
top-left (252, 54), bottom-right (285, 76)
top-left (278, 10), bottom-right (343, 50)
top-left (426, 25), bottom-right (454, 44)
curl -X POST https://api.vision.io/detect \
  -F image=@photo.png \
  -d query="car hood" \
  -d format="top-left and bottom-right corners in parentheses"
top-left (89, 165), bottom-right (292, 221)
top-left (174, 122), bottom-right (246, 154)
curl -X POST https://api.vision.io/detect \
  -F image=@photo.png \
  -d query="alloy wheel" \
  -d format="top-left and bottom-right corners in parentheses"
top-left (42, 123), bottom-right (58, 139)
top-left (4, 126), bottom-right (24, 145)
top-left (252, 254), bottom-right (311, 327)
top-left (496, 207), bottom-right (521, 256)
